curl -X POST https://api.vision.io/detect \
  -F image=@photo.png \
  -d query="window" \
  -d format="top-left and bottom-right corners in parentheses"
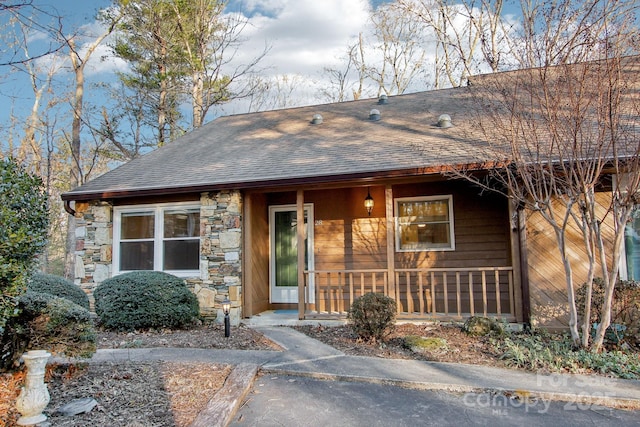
top-left (624, 206), bottom-right (640, 281)
top-left (113, 203), bottom-right (200, 276)
top-left (395, 196), bottom-right (455, 251)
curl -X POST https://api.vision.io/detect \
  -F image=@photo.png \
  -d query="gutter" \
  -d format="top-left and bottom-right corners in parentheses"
top-left (60, 162), bottom-right (496, 203)
top-left (64, 200), bottom-right (76, 216)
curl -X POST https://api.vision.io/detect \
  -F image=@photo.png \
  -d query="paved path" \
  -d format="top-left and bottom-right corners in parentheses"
top-left (87, 326), bottom-right (640, 426)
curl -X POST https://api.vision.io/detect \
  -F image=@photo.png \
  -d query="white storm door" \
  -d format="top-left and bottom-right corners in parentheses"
top-left (269, 204), bottom-right (314, 303)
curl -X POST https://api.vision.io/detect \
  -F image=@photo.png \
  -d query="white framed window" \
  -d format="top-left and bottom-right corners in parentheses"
top-left (395, 195), bottom-right (455, 252)
top-left (113, 202), bottom-right (200, 277)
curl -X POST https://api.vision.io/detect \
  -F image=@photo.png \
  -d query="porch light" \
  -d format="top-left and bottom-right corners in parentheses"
top-left (364, 188), bottom-right (374, 216)
top-left (222, 298), bottom-right (231, 338)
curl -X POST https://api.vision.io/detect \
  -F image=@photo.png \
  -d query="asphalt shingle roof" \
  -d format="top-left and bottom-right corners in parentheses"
top-left (61, 87), bottom-right (492, 200)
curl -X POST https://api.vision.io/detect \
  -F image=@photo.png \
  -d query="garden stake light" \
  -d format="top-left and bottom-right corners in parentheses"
top-left (222, 298), bottom-right (231, 338)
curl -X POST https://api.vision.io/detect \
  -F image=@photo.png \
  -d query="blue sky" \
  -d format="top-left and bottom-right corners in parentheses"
top-left (0, 0), bottom-right (391, 131)
top-left (0, 0), bottom-right (521, 153)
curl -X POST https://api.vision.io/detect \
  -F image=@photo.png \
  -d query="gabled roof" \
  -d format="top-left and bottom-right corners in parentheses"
top-left (61, 86), bottom-right (492, 201)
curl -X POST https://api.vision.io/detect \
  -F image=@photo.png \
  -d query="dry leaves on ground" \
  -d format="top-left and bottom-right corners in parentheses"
top-left (1, 324), bottom-right (278, 427)
top-left (1, 322), bottom-right (499, 427)
top-left (294, 323), bottom-right (505, 366)
top-left (97, 323), bottom-right (281, 351)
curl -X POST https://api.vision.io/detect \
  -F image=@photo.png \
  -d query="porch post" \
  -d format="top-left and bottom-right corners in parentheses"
top-left (242, 191), bottom-right (252, 318)
top-left (385, 185), bottom-right (396, 299)
top-left (296, 189), bottom-right (305, 320)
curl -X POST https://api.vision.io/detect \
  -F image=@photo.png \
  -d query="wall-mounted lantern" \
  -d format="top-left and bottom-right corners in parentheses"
top-left (364, 188), bottom-right (374, 216)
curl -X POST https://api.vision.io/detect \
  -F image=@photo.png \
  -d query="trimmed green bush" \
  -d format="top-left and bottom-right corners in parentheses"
top-left (20, 292), bottom-right (96, 358)
top-left (28, 273), bottom-right (90, 310)
top-left (94, 271), bottom-right (200, 331)
top-left (347, 292), bottom-right (396, 343)
top-left (0, 292), bottom-right (96, 369)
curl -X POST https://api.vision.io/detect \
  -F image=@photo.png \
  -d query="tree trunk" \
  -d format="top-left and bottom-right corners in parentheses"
top-left (64, 40), bottom-right (84, 280)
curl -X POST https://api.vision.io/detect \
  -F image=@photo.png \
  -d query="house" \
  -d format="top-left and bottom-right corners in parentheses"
top-left (61, 61), bottom-right (638, 329)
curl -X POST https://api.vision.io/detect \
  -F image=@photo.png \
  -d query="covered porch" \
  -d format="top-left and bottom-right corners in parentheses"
top-left (242, 177), bottom-right (525, 323)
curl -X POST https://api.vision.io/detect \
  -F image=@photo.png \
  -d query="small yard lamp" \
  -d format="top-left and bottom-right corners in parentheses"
top-left (222, 298), bottom-right (231, 338)
top-left (364, 188), bottom-right (374, 216)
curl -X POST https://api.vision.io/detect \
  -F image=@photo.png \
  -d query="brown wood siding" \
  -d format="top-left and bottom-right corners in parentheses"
top-left (246, 193), bottom-right (270, 315)
top-left (307, 183), bottom-right (512, 305)
top-left (527, 191), bottom-right (615, 329)
top-left (393, 181), bottom-right (511, 270)
top-left (261, 182), bottom-right (513, 316)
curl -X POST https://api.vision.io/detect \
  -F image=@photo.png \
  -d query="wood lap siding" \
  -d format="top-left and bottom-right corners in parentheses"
top-left (527, 191), bottom-right (615, 329)
top-left (310, 183), bottom-right (511, 271)
top-left (308, 182), bottom-right (513, 317)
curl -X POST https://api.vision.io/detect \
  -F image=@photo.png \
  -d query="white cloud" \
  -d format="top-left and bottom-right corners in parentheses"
top-left (235, 0), bottom-right (371, 77)
top-left (214, 0), bottom-right (373, 114)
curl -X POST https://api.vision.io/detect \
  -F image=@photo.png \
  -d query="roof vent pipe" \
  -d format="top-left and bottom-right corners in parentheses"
top-left (369, 109), bottom-right (381, 121)
top-left (311, 113), bottom-right (323, 124)
top-left (437, 114), bottom-right (452, 128)
top-left (378, 94), bottom-right (388, 105)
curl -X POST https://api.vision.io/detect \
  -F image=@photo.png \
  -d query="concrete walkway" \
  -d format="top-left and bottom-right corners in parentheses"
top-left (87, 326), bottom-right (640, 427)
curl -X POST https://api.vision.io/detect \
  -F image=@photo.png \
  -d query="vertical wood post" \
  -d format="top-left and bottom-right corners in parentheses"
top-left (385, 185), bottom-right (396, 299)
top-left (297, 189), bottom-right (305, 320)
top-left (242, 191), bottom-right (251, 318)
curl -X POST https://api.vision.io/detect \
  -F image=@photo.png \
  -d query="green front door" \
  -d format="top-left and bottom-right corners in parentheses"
top-left (270, 205), bottom-right (313, 303)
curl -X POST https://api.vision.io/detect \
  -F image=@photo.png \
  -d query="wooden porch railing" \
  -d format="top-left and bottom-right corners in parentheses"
top-left (304, 267), bottom-right (515, 321)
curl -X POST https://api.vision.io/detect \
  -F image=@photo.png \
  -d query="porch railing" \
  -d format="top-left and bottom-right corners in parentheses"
top-left (304, 267), bottom-right (515, 321)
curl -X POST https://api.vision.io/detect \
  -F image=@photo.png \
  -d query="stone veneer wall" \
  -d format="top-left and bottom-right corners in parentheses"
top-left (195, 191), bottom-right (242, 324)
top-left (72, 190), bottom-right (243, 325)
top-left (73, 200), bottom-right (112, 310)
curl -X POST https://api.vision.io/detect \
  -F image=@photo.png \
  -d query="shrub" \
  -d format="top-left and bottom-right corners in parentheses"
top-left (0, 159), bottom-right (48, 332)
top-left (576, 278), bottom-right (640, 348)
top-left (0, 292), bottom-right (96, 370)
top-left (20, 292), bottom-right (96, 358)
top-left (94, 271), bottom-right (200, 331)
top-left (347, 292), bottom-right (396, 343)
top-left (28, 273), bottom-right (90, 310)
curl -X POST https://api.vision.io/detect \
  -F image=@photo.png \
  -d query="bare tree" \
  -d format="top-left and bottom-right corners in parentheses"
top-left (395, 0), bottom-right (513, 88)
top-left (0, 1), bottom-right (65, 67)
top-left (453, 0), bottom-right (639, 349)
top-left (319, 46), bottom-right (359, 103)
top-left (322, 3), bottom-right (431, 102)
top-left (60, 9), bottom-right (124, 279)
top-left (366, 3), bottom-right (430, 95)
top-left (170, 0), bottom-right (269, 129)
top-left (245, 74), bottom-right (307, 112)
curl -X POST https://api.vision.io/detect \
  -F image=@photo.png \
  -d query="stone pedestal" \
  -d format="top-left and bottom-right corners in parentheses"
top-left (16, 350), bottom-right (51, 426)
